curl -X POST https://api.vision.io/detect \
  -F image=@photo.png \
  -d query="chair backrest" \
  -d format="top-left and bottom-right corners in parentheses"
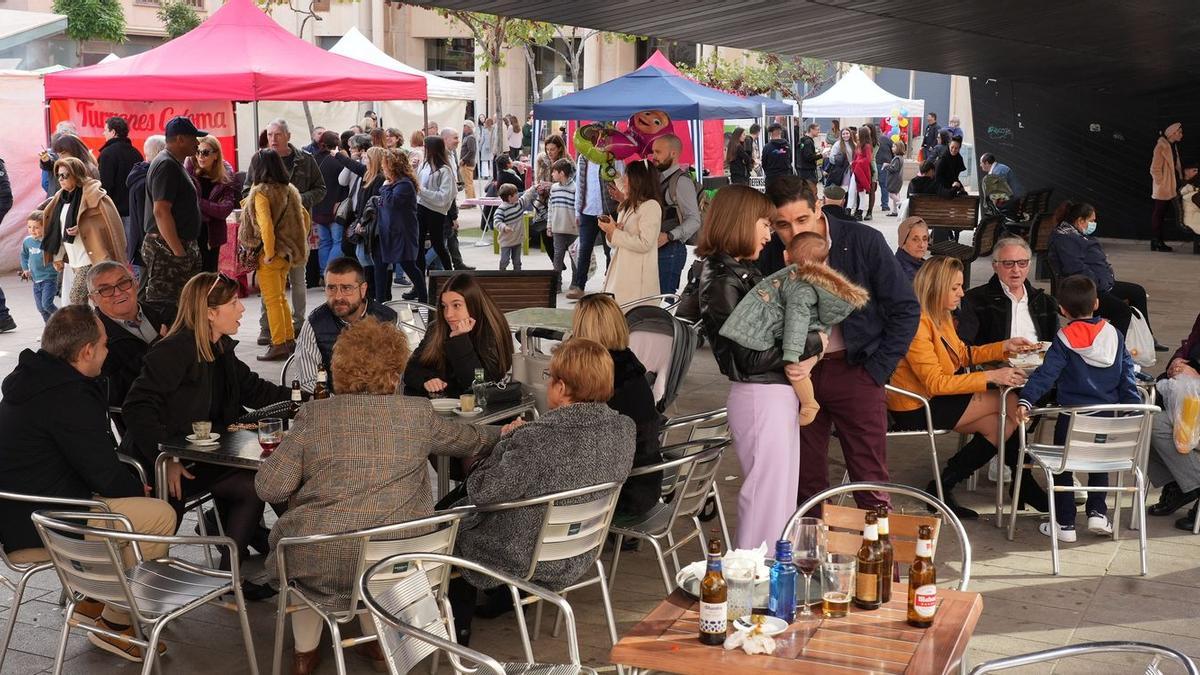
top-left (428, 270), bottom-right (558, 311)
top-left (0, 492), bottom-right (108, 572)
top-left (785, 482), bottom-right (972, 591)
top-left (280, 353), bottom-right (304, 389)
top-left (619, 294), bottom-right (681, 312)
top-left (908, 194), bottom-right (980, 229)
top-left (31, 512), bottom-right (139, 617)
top-left (1029, 212), bottom-right (1056, 253)
top-left (660, 408), bottom-right (728, 446)
top-left (651, 440), bottom-right (727, 523)
top-left (1034, 405), bottom-right (1158, 472)
top-left (384, 300), bottom-right (436, 349)
top-left (968, 640), bottom-right (1198, 675)
top-left (818, 504), bottom-right (942, 566)
top-left (974, 216), bottom-right (1002, 258)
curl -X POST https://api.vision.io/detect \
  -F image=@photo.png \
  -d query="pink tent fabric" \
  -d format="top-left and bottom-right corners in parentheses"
top-left (637, 51), bottom-right (727, 177)
top-left (44, 0), bottom-right (426, 101)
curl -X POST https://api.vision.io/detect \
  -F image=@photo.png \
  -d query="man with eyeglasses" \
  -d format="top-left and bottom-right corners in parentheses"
top-left (958, 236), bottom-right (1060, 346)
top-left (293, 257), bottom-right (396, 392)
top-left (86, 261), bottom-right (168, 414)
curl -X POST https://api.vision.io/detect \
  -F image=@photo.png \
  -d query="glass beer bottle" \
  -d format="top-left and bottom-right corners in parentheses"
top-left (698, 537), bottom-right (728, 645)
top-left (875, 506), bottom-right (894, 604)
top-left (907, 524), bottom-right (937, 628)
top-left (313, 366), bottom-right (329, 400)
top-left (853, 511), bottom-right (883, 610)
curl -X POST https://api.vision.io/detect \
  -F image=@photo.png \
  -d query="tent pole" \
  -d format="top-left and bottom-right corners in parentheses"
top-left (423, 100), bottom-right (428, 131)
top-left (253, 101), bottom-right (260, 137)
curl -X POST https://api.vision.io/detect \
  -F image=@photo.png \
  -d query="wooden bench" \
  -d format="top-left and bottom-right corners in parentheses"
top-left (427, 270), bottom-right (558, 313)
top-left (909, 194), bottom-right (980, 238)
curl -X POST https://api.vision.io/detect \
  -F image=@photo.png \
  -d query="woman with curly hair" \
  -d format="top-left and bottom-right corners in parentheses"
top-left (378, 149), bottom-right (423, 302)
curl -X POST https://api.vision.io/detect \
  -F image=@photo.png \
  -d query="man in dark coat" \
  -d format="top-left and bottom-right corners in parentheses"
top-left (958, 237), bottom-right (1060, 346)
top-left (86, 262), bottom-right (169, 413)
top-left (98, 117), bottom-right (144, 219)
top-left (760, 123), bottom-right (793, 183)
top-left (795, 123), bottom-right (821, 182)
top-left (921, 112), bottom-right (941, 159)
top-left (0, 154), bottom-right (15, 332)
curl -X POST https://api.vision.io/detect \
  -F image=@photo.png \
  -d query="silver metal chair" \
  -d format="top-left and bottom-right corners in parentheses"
top-left (968, 640), bottom-right (1198, 674)
top-left (270, 511), bottom-right (462, 675)
top-left (619, 293), bottom-right (680, 312)
top-left (787, 481), bottom-right (973, 591)
top-left (359, 552), bottom-right (597, 675)
top-left (607, 439), bottom-right (729, 594)
top-left (31, 510), bottom-right (259, 675)
top-left (279, 352), bottom-right (305, 389)
top-left (884, 384), bottom-right (957, 501)
top-left (0, 493), bottom-right (108, 672)
top-left (659, 408), bottom-right (732, 544)
top-left (1008, 404), bottom-right (1159, 575)
top-left (450, 481), bottom-right (622, 664)
top-left (385, 299), bottom-right (437, 348)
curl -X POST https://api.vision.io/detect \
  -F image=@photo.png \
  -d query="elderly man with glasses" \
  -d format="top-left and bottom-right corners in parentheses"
top-left (293, 257), bottom-right (397, 393)
top-left (86, 261), bottom-right (169, 416)
top-left (958, 236), bottom-right (1060, 346)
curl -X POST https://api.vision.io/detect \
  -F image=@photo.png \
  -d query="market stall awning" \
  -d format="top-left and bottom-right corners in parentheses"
top-left (0, 9), bottom-right (66, 53)
top-left (330, 28), bottom-right (472, 101)
top-left (784, 66), bottom-right (923, 119)
top-left (43, 0), bottom-right (426, 102)
top-left (746, 94), bottom-right (796, 117)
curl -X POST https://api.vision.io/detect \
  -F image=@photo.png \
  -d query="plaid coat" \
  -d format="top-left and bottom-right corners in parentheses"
top-left (256, 394), bottom-right (496, 607)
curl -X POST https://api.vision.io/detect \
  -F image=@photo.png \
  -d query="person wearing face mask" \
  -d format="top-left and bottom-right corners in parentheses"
top-left (1048, 200), bottom-right (1161, 344)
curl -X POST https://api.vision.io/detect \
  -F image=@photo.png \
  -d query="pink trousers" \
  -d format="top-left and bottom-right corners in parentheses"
top-left (726, 382), bottom-right (801, 549)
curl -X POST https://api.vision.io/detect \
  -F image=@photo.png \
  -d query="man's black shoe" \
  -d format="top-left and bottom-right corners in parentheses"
top-left (0, 316), bottom-right (17, 333)
top-left (1149, 482), bottom-right (1200, 516)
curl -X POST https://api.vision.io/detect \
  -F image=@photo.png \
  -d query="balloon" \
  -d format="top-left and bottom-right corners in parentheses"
top-left (899, 118), bottom-right (909, 128)
top-left (891, 109), bottom-right (900, 117)
top-left (900, 108), bottom-right (909, 117)
top-left (891, 134), bottom-right (901, 142)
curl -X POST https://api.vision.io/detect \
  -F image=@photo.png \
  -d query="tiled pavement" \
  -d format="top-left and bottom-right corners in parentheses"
top-left (1, 208), bottom-right (1198, 673)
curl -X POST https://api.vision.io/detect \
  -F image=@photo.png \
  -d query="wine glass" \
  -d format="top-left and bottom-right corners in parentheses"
top-left (258, 417), bottom-right (283, 456)
top-left (785, 517), bottom-right (825, 617)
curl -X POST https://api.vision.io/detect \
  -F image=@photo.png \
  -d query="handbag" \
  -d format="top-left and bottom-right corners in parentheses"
top-left (479, 377), bottom-right (524, 407)
top-left (334, 197), bottom-right (354, 228)
top-left (235, 243), bottom-right (262, 273)
top-left (346, 195), bottom-right (379, 246)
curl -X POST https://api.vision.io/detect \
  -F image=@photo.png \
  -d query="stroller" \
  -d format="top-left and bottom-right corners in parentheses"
top-left (625, 305), bottom-right (698, 413)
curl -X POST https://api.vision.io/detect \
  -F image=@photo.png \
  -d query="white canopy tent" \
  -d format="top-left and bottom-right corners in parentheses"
top-left (794, 66), bottom-right (924, 120)
top-left (235, 27), bottom-right (473, 161)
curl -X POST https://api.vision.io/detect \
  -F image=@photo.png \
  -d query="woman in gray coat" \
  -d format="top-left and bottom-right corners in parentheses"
top-left (255, 318), bottom-right (495, 674)
top-left (448, 338), bottom-right (636, 645)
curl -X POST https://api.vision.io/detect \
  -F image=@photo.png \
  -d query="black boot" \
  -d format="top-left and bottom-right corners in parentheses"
top-left (853, 209), bottom-right (864, 221)
top-left (1150, 481), bottom-right (1200, 516)
top-left (1151, 239), bottom-right (1174, 252)
top-left (1175, 499), bottom-right (1198, 531)
top-left (926, 474), bottom-right (978, 520)
top-left (1011, 469), bottom-right (1050, 513)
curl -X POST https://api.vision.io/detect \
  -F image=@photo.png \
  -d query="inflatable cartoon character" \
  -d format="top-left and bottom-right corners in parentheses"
top-left (627, 109), bottom-right (672, 155)
top-left (573, 109), bottom-right (674, 182)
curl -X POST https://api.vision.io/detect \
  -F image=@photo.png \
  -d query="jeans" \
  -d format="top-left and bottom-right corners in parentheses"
top-left (499, 245), bottom-right (522, 270)
top-left (316, 222), bottom-right (345, 272)
top-left (657, 240), bottom-right (687, 294)
top-left (33, 280), bottom-right (57, 322)
top-left (1051, 416), bottom-right (1110, 527)
top-left (398, 260), bottom-right (427, 303)
top-left (370, 246), bottom-right (393, 303)
top-left (551, 233), bottom-right (577, 292)
top-left (418, 205), bottom-right (453, 270)
top-left (878, 167), bottom-right (890, 211)
top-left (571, 214), bottom-right (610, 291)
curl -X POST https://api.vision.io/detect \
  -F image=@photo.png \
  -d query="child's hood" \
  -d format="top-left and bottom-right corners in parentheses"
top-left (791, 261), bottom-right (870, 309)
top-left (1058, 318), bottom-right (1120, 368)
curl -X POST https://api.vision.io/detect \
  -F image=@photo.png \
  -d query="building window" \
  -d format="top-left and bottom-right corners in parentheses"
top-left (425, 38), bottom-right (475, 75)
top-left (530, 38), bottom-right (578, 103)
top-left (635, 38), bottom-right (697, 68)
top-left (311, 0), bottom-right (330, 11)
top-left (316, 35), bottom-right (339, 50)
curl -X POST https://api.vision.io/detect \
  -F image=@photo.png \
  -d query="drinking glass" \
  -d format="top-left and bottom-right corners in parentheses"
top-left (724, 558), bottom-right (756, 620)
top-left (822, 554), bottom-right (855, 618)
top-left (258, 417), bottom-right (283, 456)
top-left (784, 517), bottom-right (825, 616)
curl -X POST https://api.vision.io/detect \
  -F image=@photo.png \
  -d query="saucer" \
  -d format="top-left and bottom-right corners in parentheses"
top-left (186, 433), bottom-right (220, 446)
top-left (454, 407), bottom-right (483, 418)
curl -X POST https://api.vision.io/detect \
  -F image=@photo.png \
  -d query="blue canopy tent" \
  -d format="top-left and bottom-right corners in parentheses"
top-left (532, 61), bottom-right (762, 177)
top-left (746, 94), bottom-right (795, 117)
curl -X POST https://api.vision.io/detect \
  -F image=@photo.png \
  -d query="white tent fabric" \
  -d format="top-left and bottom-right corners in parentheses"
top-left (331, 28), bottom-right (473, 101)
top-left (0, 71), bottom-right (49, 271)
top-left (799, 66), bottom-right (924, 120)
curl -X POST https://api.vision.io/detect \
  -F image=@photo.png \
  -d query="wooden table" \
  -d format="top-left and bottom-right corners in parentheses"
top-left (610, 584), bottom-right (982, 674)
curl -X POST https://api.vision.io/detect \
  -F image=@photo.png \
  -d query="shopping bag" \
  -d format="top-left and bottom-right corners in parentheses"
top-left (1125, 308), bottom-right (1157, 368)
top-left (1159, 376), bottom-right (1200, 453)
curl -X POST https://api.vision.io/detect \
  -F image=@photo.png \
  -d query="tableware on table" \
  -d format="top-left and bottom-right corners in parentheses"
top-left (731, 614), bottom-right (788, 637)
top-left (191, 420), bottom-right (212, 440)
top-left (724, 558), bottom-right (756, 620)
top-left (459, 393), bottom-right (476, 412)
top-left (454, 406), bottom-right (483, 418)
top-left (430, 398), bottom-right (459, 414)
top-left (258, 418), bottom-right (283, 456)
top-left (823, 553), bottom-right (856, 618)
top-left (677, 546), bottom-right (771, 607)
top-left (185, 432), bottom-right (219, 446)
top-left (784, 517), bottom-right (825, 616)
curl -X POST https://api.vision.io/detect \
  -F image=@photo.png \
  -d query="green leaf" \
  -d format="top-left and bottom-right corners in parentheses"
top-left (156, 0), bottom-right (201, 39)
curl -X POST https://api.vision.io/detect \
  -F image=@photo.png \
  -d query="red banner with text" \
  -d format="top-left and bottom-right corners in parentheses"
top-left (48, 99), bottom-right (238, 170)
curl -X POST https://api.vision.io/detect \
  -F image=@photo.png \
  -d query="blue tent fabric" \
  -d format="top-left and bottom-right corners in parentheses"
top-left (746, 95), bottom-right (793, 117)
top-left (532, 66), bottom-right (761, 121)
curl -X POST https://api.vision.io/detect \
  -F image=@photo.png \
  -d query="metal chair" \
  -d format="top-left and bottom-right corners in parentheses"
top-left (31, 510), bottom-right (259, 675)
top-left (607, 439), bottom-right (728, 594)
top-left (359, 553), bottom-right (598, 675)
top-left (0, 493), bottom-right (108, 672)
top-left (449, 482), bottom-right (622, 664)
top-left (385, 299), bottom-right (437, 348)
top-left (884, 384), bottom-right (957, 501)
top-left (787, 481), bottom-right (973, 591)
top-left (1008, 404), bottom-right (1159, 575)
top-left (969, 640), bottom-right (1198, 674)
top-left (619, 293), bottom-right (680, 312)
top-left (269, 511), bottom-right (462, 675)
top-left (279, 352), bottom-right (305, 389)
top-left (659, 409), bottom-right (732, 544)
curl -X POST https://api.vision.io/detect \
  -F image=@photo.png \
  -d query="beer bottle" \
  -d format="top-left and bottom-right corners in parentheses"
top-left (471, 368), bottom-right (488, 409)
top-left (313, 367), bottom-right (330, 400)
top-left (286, 380), bottom-right (302, 430)
top-left (698, 537), bottom-right (728, 645)
top-left (853, 511), bottom-right (883, 610)
top-left (907, 524), bottom-right (937, 628)
top-left (875, 506), bottom-right (894, 604)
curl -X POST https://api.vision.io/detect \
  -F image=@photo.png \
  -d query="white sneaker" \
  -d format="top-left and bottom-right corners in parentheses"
top-left (987, 457), bottom-right (1013, 483)
top-left (1074, 476), bottom-right (1086, 504)
top-left (1039, 522), bottom-right (1077, 542)
top-left (1087, 513), bottom-right (1113, 536)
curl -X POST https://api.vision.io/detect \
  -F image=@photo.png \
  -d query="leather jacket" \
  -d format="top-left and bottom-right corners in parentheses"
top-left (699, 252), bottom-right (820, 385)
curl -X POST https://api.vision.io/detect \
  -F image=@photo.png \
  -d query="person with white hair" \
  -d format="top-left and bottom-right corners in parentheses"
top-left (957, 236), bottom-right (1060, 346)
top-left (944, 115), bottom-right (964, 142)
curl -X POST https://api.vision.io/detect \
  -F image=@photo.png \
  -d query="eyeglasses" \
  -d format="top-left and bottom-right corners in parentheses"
top-left (89, 277), bottom-right (135, 298)
top-left (995, 259), bottom-right (1031, 269)
top-left (197, 149), bottom-right (214, 157)
top-left (542, 369), bottom-right (553, 382)
top-left (207, 272), bottom-right (235, 299)
top-left (324, 283), bottom-right (363, 296)
top-left (56, 173), bottom-right (70, 181)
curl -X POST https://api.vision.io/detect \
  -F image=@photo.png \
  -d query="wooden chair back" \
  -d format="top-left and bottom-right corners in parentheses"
top-left (908, 195), bottom-right (980, 231)
top-left (821, 504), bottom-right (942, 567)
top-left (428, 270), bottom-right (558, 312)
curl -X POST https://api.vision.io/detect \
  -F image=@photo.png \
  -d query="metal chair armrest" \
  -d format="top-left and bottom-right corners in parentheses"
top-left (0, 491), bottom-right (109, 511)
top-left (661, 408), bottom-right (728, 432)
top-left (884, 384), bottom-right (941, 433)
top-left (463, 481), bottom-right (621, 514)
top-left (117, 454), bottom-right (148, 485)
top-left (627, 440), bottom-right (727, 477)
top-left (968, 640), bottom-right (1198, 674)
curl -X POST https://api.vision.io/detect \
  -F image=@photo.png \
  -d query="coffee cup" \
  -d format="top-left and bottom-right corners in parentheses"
top-left (459, 393), bottom-right (476, 412)
top-left (192, 420), bottom-right (212, 440)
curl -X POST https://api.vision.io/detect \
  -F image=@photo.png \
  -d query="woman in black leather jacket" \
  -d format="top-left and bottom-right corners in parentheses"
top-left (696, 185), bottom-right (821, 549)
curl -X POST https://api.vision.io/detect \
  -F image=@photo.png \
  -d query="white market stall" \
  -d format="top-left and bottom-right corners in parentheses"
top-left (797, 66), bottom-right (924, 120)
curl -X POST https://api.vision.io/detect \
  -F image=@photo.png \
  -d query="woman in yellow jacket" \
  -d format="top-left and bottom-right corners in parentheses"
top-left (239, 149), bottom-right (311, 361)
top-left (887, 255), bottom-right (1047, 519)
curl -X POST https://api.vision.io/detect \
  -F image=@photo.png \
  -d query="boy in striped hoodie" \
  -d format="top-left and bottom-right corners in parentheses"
top-left (545, 158), bottom-right (578, 292)
top-left (493, 183), bottom-right (536, 270)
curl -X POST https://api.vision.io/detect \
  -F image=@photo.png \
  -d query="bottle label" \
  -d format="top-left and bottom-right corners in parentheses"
top-left (855, 572), bottom-right (878, 601)
top-left (916, 539), bottom-right (933, 558)
top-left (698, 601), bottom-right (728, 635)
top-left (914, 584), bottom-right (937, 618)
top-left (877, 517), bottom-right (889, 536)
top-left (863, 523), bottom-right (878, 540)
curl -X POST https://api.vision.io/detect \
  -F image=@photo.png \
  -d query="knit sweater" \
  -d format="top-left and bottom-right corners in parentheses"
top-left (492, 188), bottom-right (537, 247)
top-left (547, 180), bottom-right (578, 235)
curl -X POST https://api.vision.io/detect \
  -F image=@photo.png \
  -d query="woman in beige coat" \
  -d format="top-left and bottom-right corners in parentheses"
top-left (601, 160), bottom-right (663, 306)
top-left (41, 156), bottom-right (127, 304)
top-left (1149, 122), bottom-right (1182, 252)
top-left (256, 318), bottom-right (495, 674)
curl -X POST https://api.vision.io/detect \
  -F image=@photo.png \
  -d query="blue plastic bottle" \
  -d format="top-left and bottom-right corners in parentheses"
top-left (769, 539), bottom-right (797, 623)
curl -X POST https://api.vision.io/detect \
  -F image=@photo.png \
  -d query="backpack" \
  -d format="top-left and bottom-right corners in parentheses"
top-left (662, 167), bottom-right (706, 245)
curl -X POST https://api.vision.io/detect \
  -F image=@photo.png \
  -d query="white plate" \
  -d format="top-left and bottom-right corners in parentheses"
top-left (675, 564), bottom-right (771, 608)
top-left (732, 615), bottom-right (789, 636)
top-left (454, 407), bottom-right (483, 418)
top-left (430, 399), bottom-right (459, 413)
top-left (186, 433), bottom-right (220, 446)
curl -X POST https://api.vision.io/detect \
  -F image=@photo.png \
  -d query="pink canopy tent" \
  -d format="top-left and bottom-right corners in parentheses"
top-left (43, 0), bottom-right (426, 102)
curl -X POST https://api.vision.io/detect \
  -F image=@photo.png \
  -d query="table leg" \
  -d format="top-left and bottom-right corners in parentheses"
top-left (995, 387), bottom-right (1009, 527)
top-left (155, 454), bottom-right (170, 501)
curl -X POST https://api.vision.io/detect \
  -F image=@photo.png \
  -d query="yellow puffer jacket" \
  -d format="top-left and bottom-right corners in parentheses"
top-left (886, 312), bottom-right (1006, 411)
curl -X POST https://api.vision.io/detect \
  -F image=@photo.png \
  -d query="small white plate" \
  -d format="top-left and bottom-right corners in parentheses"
top-left (454, 406), bottom-right (483, 418)
top-left (732, 615), bottom-right (789, 636)
top-left (430, 399), bottom-right (459, 414)
top-left (186, 433), bottom-right (220, 446)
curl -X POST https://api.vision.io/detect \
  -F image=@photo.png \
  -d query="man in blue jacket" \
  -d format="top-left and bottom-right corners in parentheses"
top-left (765, 177), bottom-right (921, 510)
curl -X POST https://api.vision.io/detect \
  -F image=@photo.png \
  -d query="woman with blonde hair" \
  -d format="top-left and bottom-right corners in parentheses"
top-left (888, 255), bottom-right (1047, 519)
top-left (186, 136), bottom-right (241, 272)
top-left (41, 156), bottom-right (127, 304)
top-left (352, 146), bottom-right (388, 300)
top-left (697, 184), bottom-right (822, 548)
top-left (257, 318), bottom-right (494, 673)
top-left (241, 149), bottom-right (311, 361)
top-left (123, 272), bottom-right (292, 572)
top-left (408, 130), bottom-right (426, 166)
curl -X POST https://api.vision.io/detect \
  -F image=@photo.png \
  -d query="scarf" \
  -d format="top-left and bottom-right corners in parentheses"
top-left (43, 186), bottom-right (82, 262)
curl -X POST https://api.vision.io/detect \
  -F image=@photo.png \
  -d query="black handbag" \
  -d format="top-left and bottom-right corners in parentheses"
top-left (346, 195), bottom-right (379, 246)
top-left (480, 378), bottom-right (524, 406)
